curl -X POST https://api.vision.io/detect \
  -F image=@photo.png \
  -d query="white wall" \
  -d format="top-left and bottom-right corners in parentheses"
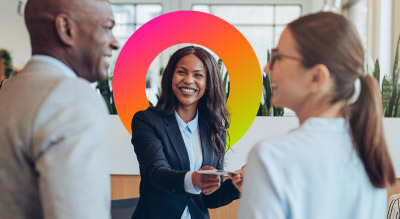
top-left (392, 0), bottom-right (400, 67)
top-left (0, 0), bottom-right (30, 69)
top-left (379, 0), bottom-right (392, 77)
top-left (109, 116), bottom-right (400, 178)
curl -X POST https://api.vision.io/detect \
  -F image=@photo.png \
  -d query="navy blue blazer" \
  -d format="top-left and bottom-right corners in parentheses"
top-left (131, 109), bottom-right (240, 219)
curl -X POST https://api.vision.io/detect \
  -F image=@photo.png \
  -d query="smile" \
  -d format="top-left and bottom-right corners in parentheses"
top-left (178, 86), bottom-right (198, 94)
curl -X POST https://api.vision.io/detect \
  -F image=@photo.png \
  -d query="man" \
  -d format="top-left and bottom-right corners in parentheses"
top-left (0, 0), bottom-right (119, 218)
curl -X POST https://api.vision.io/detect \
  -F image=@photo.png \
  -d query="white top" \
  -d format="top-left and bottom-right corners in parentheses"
top-left (238, 117), bottom-right (387, 219)
top-left (175, 111), bottom-right (203, 219)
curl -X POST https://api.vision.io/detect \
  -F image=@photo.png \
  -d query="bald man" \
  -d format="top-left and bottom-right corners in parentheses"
top-left (0, 0), bottom-right (119, 218)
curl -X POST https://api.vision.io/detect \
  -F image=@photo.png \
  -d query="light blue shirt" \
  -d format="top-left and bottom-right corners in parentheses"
top-left (239, 117), bottom-right (387, 219)
top-left (175, 111), bottom-right (203, 219)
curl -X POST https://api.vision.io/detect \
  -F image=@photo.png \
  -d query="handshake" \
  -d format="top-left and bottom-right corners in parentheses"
top-left (191, 165), bottom-right (246, 195)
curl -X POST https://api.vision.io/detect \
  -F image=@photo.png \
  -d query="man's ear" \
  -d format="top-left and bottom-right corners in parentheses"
top-left (309, 64), bottom-right (331, 93)
top-left (55, 14), bottom-right (76, 47)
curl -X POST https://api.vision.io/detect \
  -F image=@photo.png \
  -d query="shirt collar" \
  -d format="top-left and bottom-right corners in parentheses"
top-left (31, 55), bottom-right (77, 78)
top-left (174, 110), bottom-right (199, 133)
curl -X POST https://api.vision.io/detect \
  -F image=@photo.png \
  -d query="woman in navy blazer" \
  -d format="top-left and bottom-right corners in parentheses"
top-left (131, 46), bottom-right (241, 219)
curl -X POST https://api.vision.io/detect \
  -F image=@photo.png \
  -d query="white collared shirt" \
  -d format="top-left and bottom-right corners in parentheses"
top-left (175, 111), bottom-right (203, 219)
top-left (30, 55), bottom-right (77, 78)
top-left (238, 117), bottom-right (387, 219)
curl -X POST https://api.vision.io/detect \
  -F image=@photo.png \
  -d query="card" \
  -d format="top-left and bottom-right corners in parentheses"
top-left (196, 170), bottom-right (238, 176)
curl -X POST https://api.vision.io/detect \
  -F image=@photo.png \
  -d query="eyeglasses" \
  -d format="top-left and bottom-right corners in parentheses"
top-left (269, 48), bottom-right (303, 70)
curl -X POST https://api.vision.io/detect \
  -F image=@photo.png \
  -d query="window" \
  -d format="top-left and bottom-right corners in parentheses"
top-left (192, 4), bottom-right (302, 67)
top-left (192, 4), bottom-right (302, 116)
top-left (112, 4), bottom-right (163, 39)
top-left (109, 4), bottom-right (162, 105)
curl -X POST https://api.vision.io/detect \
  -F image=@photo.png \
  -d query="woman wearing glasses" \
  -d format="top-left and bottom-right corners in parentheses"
top-left (238, 12), bottom-right (395, 219)
top-left (131, 46), bottom-right (241, 219)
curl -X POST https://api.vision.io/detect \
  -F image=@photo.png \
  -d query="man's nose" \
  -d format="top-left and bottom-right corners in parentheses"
top-left (110, 34), bottom-right (120, 50)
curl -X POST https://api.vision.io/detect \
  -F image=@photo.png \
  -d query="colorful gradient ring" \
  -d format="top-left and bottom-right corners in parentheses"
top-left (113, 11), bottom-right (262, 147)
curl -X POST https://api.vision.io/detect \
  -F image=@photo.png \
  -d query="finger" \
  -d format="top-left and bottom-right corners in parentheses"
top-left (202, 188), bottom-right (218, 195)
top-left (200, 178), bottom-right (220, 186)
top-left (201, 175), bottom-right (220, 181)
top-left (200, 166), bottom-right (217, 171)
top-left (232, 174), bottom-right (241, 179)
top-left (202, 189), bottom-right (218, 196)
top-left (201, 178), bottom-right (220, 185)
top-left (232, 178), bottom-right (241, 183)
top-left (201, 184), bottom-right (220, 192)
top-left (199, 180), bottom-right (220, 188)
top-left (197, 179), bottom-right (220, 188)
top-left (203, 180), bottom-right (220, 186)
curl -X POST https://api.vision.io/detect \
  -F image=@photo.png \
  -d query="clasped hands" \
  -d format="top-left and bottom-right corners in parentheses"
top-left (192, 165), bottom-right (246, 195)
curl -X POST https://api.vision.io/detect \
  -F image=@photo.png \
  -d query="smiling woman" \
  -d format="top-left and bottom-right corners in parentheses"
top-left (130, 46), bottom-right (242, 219)
top-left (171, 54), bottom-right (207, 120)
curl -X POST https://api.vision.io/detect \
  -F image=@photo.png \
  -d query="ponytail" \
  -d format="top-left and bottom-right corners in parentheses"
top-left (287, 12), bottom-right (395, 188)
top-left (349, 75), bottom-right (396, 188)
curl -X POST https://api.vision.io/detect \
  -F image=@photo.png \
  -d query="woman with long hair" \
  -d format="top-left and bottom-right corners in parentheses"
top-left (131, 46), bottom-right (241, 219)
top-left (238, 12), bottom-right (395, 219)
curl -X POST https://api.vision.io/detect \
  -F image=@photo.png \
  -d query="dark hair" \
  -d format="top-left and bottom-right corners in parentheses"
top-left (288, 12), bottom-right (395, 188)
top-left (151, 46), bottom-right (230, 159)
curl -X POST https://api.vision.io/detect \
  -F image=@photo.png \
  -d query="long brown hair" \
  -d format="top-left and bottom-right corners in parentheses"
top-left (288, 12), bottom-right (395, 188)
top-left (151, 46), bottom-right (230, 160)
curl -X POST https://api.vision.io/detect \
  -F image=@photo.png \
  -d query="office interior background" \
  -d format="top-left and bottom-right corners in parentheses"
top-left (1, 0), bottom-right (400, 218)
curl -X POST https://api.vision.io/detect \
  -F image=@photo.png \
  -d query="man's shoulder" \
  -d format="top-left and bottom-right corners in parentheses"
top-left (42, 78), bottom-right (107, 116)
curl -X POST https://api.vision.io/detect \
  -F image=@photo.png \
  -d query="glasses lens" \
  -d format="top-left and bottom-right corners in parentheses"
top-left (270, 49), bottom-right (278, 70)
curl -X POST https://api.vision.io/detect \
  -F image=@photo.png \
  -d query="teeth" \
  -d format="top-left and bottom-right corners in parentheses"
top-left (271, 83), bottom-right (278, 88)
top-left (181, 88), bottom-right (196, 94)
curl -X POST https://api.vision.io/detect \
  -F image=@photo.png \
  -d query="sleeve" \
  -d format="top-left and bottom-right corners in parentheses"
top-left (184, 171), bottom-right (201, 194)
top-left (202, 131), bottom-right (240, 208)
top-left (131, 111), bottom-right (188, 194)
top-left (32, 80), bottom-right (110, 219)
top-left (238, 143), bottom-right (287, 219)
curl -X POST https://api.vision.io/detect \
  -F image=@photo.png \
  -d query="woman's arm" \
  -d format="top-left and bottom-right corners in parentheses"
top-left (131, 111), bottom-right (187, 194)
top-left (202, 131), bottom-right (240, 208)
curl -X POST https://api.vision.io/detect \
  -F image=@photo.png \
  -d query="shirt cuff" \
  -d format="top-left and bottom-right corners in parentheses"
top-left (184, 171), bottom-right (201, 194)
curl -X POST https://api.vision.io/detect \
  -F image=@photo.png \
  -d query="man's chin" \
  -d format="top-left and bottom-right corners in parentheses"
top-left (97, 71), bottom-right (108, 82)
top-left (80, 72), bottom-right (107, 83)
top-left (91, 69), bottom-right (108, 83)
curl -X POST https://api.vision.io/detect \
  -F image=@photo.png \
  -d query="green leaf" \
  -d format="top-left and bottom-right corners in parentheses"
top-left (387, 35), bottom-right (400, 117)
top-left (373, 59), bottom-right (380, 85)
top-left (382, 76), bottom-right (392, 114)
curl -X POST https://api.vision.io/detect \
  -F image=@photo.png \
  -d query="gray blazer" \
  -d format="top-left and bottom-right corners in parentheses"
top-left (0, 59), bottom-right (111, 219)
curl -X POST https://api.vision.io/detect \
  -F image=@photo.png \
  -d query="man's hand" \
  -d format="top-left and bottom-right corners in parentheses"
top-left (192, 166), bottom-right (221, 195)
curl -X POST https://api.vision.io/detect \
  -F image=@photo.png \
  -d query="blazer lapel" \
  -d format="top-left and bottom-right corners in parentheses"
top-left (164, 114), bottom-right (191, 171)
top-left (199, 117), bottom-right (215, 167)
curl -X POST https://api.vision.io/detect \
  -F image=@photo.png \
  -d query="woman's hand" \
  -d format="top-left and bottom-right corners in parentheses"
top-left (228, 165), bottom-right (246, 192)
top-left (192, 166), bottom-right (221, 195)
